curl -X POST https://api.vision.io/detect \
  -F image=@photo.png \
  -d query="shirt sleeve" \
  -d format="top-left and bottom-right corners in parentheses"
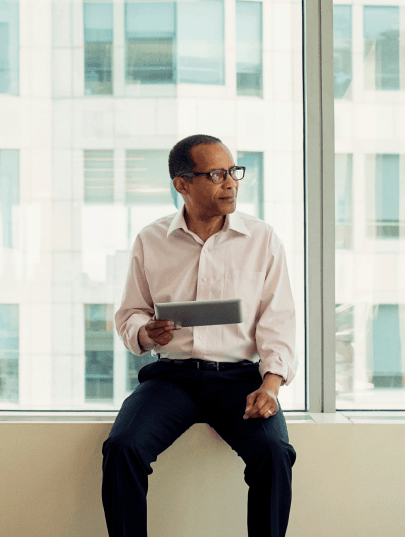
top-left (255, 233), bottom-right (299, 386)
top-left (115, 234), bottom-right (156, 356)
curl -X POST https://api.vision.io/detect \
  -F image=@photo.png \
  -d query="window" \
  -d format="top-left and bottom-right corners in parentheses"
top-left (335, 154), bottom-right (352, 250)
top-left (236, 151), bottom-right (263, 220)
top-left (366, 154), bottom-right (400, 239)
top-left (364, 6), bottom-right (400, 91)
top-left (125, 2), bottom-right (176, 85)
top-left (0, 150), bottom-right (19, 249)
top-left (84, 150), bottom-right (114, 204)
top-left (0, 304), bottom-right (18, 401)
top-left (335, 303), bottom-right (354, 395)
top-left (177, 0), bottom-right (224, 85)
top-left (333, 5), bottom-right (352, 100)
top-left (0, 0), bottom-right (18, 95)
top-left (85, 304), bottom-right (114, 400)
top-left (367, 305), bottom-right (403, 389)
top-left (236, 1), bottom-right (262, 97)
top-left (334, 1), bottom-right (405, 411)
top-left (84, 2), bottom-right (113, 95)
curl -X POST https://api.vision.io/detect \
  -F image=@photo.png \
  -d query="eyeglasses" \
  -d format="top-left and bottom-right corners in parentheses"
top-left (179, 166), bottom-right (246, 184)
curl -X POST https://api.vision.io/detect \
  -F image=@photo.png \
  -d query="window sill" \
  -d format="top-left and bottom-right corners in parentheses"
top-left (0, 411), bottom-right (405, 424)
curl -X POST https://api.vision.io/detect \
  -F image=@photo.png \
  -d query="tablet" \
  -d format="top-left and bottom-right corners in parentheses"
top-left (154, 298), bottom-right (243, 327)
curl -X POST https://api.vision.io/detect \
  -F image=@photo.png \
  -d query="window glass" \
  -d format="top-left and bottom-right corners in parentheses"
top-left (0, 304), bottom-right (18, 401)
top-left (368, 305), bottom-right (403, 389)
top-left (237, 151), bottom-right (263, 220)
top-left (0, 150), bottom-right (19, 249)
top-left (84, 150), bottom-right (114, 204)
top-left (364, 6), bottom-right (400, 90)
top-left (0, 0), bottom-right (18, 95)
top-left (177, 0), bottom-right (224, 85)
top-left (335, 154), bottom-right (352, 249)
top-left (125, 2), bottom-right (176, 84)
top-left (365, 154), bottom-right (400, 239)
top-left (84, 2), bottom-right (113, 95)
top-left (333, 5), bottom-right (352, 99)
top-left (84, 304), bottom-right (114, 401)
top-left (334, 2), bottom-right (405, 410)
top-left (236, 1), bottom-right (262, 97)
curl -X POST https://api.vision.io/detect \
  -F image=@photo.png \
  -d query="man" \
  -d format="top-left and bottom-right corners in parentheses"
top-left (102, 134), bottom-right (298, 537)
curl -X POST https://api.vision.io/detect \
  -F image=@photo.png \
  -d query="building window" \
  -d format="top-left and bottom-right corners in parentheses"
top-left (84, 304), bottom-right (114, 400)
top-left (0, 0), bottom-right (19, 95)
top-left (236, 151), bottom-right (263, 221)
top-left (84, 149), bottom-right (114, 204)
top-left (335, 303), bottom-right (354, 394)
top-left (333, 5), bottom-right (352, 100)
top-left (84, 2), bottom-right (113, 95)
top-left (0, 150), bottom-right (19, 249)
top-left (125, 149), bottom-right (171, 205)
top-left (126, 350), bottom-right (155, 392)
top-left (177, 0), bottom-right (224, 85)
top-left (125, 2), bottom-right (176, 84)
top-left (364, 6), bottom-right (400, 91)
top-left (366, 154), bottom-right (400, 239)
top-left (0, 304), bottom-right (18, 401)
top-left (367, 304), bottom-right (402, 388)
top-left (335, 154), bottom-right (352, 249)
top-left (236, 1), bottom-right (262, 97)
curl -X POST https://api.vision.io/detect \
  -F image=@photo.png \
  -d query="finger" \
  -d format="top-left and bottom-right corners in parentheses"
top-left (250, 397), bottom-right (267, 417)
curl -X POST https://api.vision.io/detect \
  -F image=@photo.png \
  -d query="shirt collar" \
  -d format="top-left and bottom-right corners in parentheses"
top-left (167, 202), bottom-right (251, 239)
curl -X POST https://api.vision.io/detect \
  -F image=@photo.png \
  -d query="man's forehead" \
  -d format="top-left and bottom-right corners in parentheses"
top-left (192, 143), bottom-right (234, 166)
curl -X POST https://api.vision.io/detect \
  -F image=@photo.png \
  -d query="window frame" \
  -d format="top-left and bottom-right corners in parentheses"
top-left (304, 0), bottom-right (336, 413)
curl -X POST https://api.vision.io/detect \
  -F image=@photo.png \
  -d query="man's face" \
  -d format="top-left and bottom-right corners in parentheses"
top-left (173, 143), bottom-right (239, 220)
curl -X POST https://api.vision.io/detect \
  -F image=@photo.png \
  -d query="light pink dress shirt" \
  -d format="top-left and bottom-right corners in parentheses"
top-left (115, 203), bottom-right (298, 386)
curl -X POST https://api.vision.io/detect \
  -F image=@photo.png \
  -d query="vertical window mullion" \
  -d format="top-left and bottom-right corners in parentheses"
top-left (304, 0), bottom-right (336, 413)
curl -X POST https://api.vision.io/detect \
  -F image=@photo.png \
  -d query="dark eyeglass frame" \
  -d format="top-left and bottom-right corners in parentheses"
top-left (179, 166), bottom-right (246, 184)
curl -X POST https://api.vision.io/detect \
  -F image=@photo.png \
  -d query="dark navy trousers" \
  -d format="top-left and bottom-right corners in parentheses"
top-left (101, 359), bottom-right (297, 536)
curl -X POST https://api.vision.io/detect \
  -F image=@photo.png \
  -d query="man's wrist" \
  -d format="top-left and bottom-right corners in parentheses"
top-left (262, 373), bottom-right (283, 395)
top-left (138, 325), bottom-right (156, 351)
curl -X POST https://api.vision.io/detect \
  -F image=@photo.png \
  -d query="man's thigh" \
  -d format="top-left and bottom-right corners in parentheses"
top-left (203, 368), bottom-right (295, 473)
top-left (104, 369), bottom-right (200, 469)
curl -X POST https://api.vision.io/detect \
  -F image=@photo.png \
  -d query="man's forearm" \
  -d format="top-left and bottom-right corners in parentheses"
top-left (138, 325), bottom-right (156, 352)
top-left (262, 373), bottom-right (283, 395)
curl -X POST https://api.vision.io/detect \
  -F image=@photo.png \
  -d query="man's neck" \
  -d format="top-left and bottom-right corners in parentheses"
top-left (184, 210), bottom-right (225, 242)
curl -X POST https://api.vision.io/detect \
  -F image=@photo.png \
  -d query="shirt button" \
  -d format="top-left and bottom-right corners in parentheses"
top-left (202, 277), bottom-right (206, 282)
top-left (198, 335), bottom-right (202, 340)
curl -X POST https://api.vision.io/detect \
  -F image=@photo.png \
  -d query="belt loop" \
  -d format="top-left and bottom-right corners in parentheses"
top-left (197, 362), bottom-right (199, 370)
top-left (216, 362), bottom-right (219, 371)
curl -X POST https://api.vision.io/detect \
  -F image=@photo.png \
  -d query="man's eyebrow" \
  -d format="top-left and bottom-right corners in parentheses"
top-left (208, 165), bottom-right (236, 172)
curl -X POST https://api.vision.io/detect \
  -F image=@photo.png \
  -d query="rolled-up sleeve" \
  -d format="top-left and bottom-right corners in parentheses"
top-left (115, 235), bottom-right (156, 356)
top-left (255, 236), bottom-right (298, 386)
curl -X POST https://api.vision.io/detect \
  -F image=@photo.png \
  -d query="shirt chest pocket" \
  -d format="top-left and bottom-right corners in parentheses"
top-left (224, 268), bottom-right (266, 317)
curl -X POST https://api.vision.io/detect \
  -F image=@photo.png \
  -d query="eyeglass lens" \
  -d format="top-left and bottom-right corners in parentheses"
top-left (212, 167), bottom-right (244, 182)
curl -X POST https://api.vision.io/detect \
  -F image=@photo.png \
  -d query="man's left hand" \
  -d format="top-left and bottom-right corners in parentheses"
top-left (243, 388), bottom-right (279, 419)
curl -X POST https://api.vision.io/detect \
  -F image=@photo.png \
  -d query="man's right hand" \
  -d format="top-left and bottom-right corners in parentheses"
top-left (143, 315), bottom-right (182, 347)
